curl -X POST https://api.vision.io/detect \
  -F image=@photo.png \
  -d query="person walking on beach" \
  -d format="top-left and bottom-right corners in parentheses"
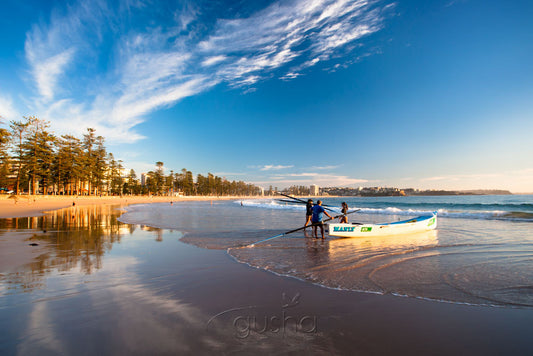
top-left (339, 202), bottom-right (348, 224)
top-left (312, 200), bottom-right (334, 239)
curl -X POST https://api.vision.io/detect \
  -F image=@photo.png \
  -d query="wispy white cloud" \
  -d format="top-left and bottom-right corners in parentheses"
top-left (405, 169), bottom-right (533, 192)
top-left (201, 0), bottom-right (390, 85)
top-left (259, 164), bottom-right (295, 171)
top-left (311, 165), bottom-right (341, 170)
top-left (213, 172), bottom-right (246, 177)
top-left (22, 0), bottom-right (392, 143)
top-left (445, 0), bottom-right (466, 8)
top-left (30, 48), bottom-right (76, 101)
top-left (278, 172), bottom-right (321, 177)
top-left (421, 173), bottom-right (502, 182)
top-left (264, 171), bottom-right (368, 186)
top-left (122, 161), bottom-right (163, 175)
top-left (0, 94), bottom-right (20, 121)
top-left (23, 0), bottom-right (110, 103)
top-left (201, 55), bottom-right (227, 67)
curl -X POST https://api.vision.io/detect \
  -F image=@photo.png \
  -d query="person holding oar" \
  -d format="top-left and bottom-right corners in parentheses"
top-left (244, 207), bottom-right (360, 247)
top-left (339, 202), bottom-right (349, 223)
top-left (312, 200), bottom-right (334, 239)
top-left (305, 199), bottom-right (313, 227)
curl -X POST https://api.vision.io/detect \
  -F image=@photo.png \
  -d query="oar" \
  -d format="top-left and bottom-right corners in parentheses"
top-left (276, 199), bottom-right (306, 204)
top-left (244, 209), bottom-right (361, 247)
top-left (276, 198), bottom-right (336, 206)
top-left (280, 193), bottom-right (336, 208)
top-left (278, 193), bottom-right (336, 211)
top-left (276, 199), bottom-right (331, 206)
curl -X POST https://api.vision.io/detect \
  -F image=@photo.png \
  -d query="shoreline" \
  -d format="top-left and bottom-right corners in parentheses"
top-left (0, 194), bottom-right (272, 219)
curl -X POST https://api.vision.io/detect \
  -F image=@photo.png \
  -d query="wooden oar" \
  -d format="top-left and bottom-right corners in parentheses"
top-left (244, 209), bottom-right (361, 247)
top-left (276, 198), bottom-right (336, 207)
top-left (276, 199), bottom-right (306, 204)
top-left (278, 193), bottom-right (335, 211)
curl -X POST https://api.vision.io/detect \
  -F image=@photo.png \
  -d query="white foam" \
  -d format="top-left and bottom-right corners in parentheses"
top-left (237, 200), bottom-right (533, 221)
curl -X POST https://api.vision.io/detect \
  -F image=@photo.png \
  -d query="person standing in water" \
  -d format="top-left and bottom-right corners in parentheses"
top-left (305, 199), bottom-right (313, 227)
top-left (312, 200), bottom-right (334, 239)
top-left (339, 202), bottom-right (348, 223)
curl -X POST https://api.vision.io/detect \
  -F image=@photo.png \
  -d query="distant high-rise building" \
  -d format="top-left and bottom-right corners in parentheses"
top-left (310, 184), bottom-right (319, 196)
top-left (141, 173), bottom-right (147, 186)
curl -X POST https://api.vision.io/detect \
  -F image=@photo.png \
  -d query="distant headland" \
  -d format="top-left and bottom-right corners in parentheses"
top-left (321, 187), bottom-right (512, 197)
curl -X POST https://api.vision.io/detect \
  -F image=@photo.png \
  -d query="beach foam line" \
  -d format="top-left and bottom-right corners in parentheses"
top-left (239, 200), bottom-right (533, 222)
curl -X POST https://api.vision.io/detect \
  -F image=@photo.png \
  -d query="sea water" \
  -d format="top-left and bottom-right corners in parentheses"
top-left (119, 195), bottom-right (533, 308)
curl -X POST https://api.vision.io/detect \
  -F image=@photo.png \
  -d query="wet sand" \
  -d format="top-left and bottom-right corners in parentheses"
top-left (1, 203), bottom-right (532, 355)
top-left (0, 196), bottom-right (264, 275)
top-left (0, 194), bottom-right (269, 219)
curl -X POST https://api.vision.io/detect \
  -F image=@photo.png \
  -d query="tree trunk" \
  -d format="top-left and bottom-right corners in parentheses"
top-left (31, 173), bottom-right (36, 195)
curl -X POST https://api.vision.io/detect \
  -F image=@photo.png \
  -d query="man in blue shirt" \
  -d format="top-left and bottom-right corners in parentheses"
top-left (312, 200), bottom-right (334, 239)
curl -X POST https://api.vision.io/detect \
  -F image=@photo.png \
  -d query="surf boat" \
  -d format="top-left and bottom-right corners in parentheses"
top-left (328, 212), bottom-right (437, 238)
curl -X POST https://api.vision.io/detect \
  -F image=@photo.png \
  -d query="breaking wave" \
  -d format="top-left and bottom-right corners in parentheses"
top-left (239, 196), bottom-right (533, 222)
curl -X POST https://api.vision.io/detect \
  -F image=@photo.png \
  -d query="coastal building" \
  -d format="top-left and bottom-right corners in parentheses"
top-left (310, 184), bottom-right (319, 196)
top-left (141, 173), bottom-right (147, 187)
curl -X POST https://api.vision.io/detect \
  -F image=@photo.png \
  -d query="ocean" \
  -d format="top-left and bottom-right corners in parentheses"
top-left (119, 195), bottom-right (533, 308)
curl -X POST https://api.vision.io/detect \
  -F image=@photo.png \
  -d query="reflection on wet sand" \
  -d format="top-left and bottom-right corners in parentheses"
top-left (138, 225), bottom-right (164, 242)
top-left (305, 238), bottom-right (330, 268)
top-left (326, 230), bottom-right (439, 264)
top-left (230, 226), bottom-right (533, 306)
top-left (1, 205), bottom-right (326, 355)
top-left (0, 205), bottom-right (135, 292)
top-left (302, 230), bottom-right (439, 274)
top-left (15, 278), bottom-right (221, 355)
top-left (329, 229), bottom-right (438, 250)
top-left (230, 230), bottom-right (444, 297)
top-left (1, 206), bottom-right (225, 354)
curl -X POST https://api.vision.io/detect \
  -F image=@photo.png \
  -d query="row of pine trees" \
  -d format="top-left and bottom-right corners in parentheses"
top-left (0, 116), bottom-right (261, 196)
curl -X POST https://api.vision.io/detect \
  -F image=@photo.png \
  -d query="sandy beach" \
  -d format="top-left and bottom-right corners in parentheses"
top-left (1, 198), bottom-right (533, 355)
top-left (0, 194), bottom-right (267, 219)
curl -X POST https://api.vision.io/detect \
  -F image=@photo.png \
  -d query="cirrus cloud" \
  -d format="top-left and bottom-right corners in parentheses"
top-left (22, 0), bottom-right (394, 143)
top-left (259, 164), bottom-right (295, 171)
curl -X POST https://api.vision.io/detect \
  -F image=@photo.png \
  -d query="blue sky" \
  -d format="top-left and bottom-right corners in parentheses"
top-left (1, 0), bottom-right (532, 192)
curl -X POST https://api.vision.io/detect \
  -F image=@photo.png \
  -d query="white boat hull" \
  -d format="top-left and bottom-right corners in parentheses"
top-left (328, 213), bottom-right (437, 238)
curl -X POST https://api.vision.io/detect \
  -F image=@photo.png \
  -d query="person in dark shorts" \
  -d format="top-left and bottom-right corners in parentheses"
top-left (305, 199), bottom-right (313, 227)
top-left (312, 200), bottom-right (334, 239)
